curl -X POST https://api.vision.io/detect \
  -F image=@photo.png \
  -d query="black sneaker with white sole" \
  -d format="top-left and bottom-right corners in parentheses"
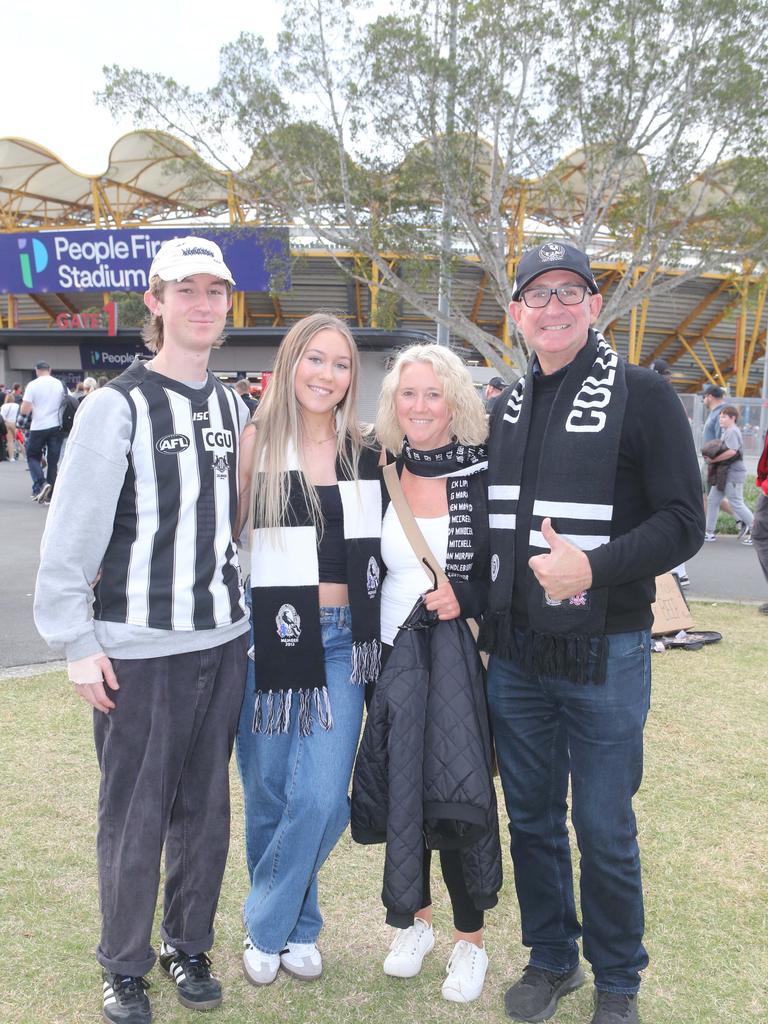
top-left (159, 942), bottom-right (222, 1010)
top-left (101, 971), bottom-right (151, 1024)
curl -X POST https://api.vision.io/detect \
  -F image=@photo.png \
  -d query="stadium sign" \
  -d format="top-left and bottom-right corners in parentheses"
top-left (79, 343), bottom-right (149, 371)
top-left (0, 227), bottom-right (289, 294)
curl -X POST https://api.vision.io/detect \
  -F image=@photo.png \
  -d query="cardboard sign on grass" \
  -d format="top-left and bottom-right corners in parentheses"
top-left (651, 573), bottom-right (694, 636)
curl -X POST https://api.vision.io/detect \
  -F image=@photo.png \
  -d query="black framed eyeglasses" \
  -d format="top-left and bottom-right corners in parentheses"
top-left (520, 284), bottom-right (590, 308)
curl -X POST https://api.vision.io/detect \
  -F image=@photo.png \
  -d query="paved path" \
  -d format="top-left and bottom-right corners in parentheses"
top-left (0, 457), bottom-right (765, 672)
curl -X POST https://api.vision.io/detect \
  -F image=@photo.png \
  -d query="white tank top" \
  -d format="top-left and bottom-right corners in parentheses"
top-left (380, 502), bottom-right (449, 646)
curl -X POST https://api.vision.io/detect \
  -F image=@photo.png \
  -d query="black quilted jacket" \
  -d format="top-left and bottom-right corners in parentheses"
top-left (351, 616), bottom-right (502, 927)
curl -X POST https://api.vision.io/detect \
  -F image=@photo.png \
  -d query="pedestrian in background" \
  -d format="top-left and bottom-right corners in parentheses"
top-left (704, 405), bottom-right (753, 544)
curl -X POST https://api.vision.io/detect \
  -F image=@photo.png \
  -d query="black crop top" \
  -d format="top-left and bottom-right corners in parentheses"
top-left (316, 485), bottom-right (346, 583)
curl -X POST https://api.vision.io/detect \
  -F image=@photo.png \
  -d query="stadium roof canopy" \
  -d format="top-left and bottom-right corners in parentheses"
top-left (0, 132), bottom-right (765, 396)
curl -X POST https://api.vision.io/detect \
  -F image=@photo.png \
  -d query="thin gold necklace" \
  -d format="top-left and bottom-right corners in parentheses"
top-left (304, 433), bottom-right (337, 445)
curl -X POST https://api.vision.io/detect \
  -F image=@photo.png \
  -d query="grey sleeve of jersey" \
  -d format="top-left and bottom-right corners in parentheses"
top-left (33, 388), bottom-right (133, 661)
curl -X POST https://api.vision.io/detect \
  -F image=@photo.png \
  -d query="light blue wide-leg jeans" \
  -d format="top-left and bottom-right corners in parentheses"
top-left (236, 606), bottom-right (364, 954)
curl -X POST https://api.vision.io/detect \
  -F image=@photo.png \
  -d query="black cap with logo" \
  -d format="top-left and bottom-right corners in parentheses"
top-left (512, 241), bottom-right (599, 301)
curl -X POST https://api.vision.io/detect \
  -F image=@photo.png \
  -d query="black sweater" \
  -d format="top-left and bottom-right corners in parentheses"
top-left (498, 362), bottom-right (705, 634)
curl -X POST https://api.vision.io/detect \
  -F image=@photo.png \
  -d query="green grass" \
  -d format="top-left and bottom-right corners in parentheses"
top-left (1, 602), bottom-right (766, 1024)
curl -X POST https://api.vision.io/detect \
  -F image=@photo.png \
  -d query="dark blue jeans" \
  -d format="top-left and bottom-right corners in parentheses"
top-left (487, 629), bottom-right (651, 994)
top-left (27, 426), bottom-right (63, 495)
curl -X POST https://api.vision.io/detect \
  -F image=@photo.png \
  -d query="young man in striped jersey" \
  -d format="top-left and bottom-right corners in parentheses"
top-left (34, 237), bottom-right (251, 1024)
top-left (480, 243), bottom-right (704, 1024)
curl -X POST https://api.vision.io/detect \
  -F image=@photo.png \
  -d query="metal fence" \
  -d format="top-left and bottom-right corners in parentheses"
top-left (683, 395), bottom-right (768, 460)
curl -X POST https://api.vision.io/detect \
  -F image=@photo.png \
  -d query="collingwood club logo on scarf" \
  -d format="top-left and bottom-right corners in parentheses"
top-left (491, 554), bottom-right (500, 582)
top-left (366, 556), bottom-right (380, 599)
top-left (276, 604), bottom-right (301, 646)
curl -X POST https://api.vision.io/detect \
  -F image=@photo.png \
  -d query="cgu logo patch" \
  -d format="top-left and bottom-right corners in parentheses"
top-left (202, 428), bottom-right (234, 452)
top-left (156, 433), bottom-right (191, 454)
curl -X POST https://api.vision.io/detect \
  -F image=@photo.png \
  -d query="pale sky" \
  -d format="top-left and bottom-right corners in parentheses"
top-left (1, 1), bottom-right (287, 174)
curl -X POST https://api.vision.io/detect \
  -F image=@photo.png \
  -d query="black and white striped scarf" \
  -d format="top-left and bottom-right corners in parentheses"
top-left (478, 330), bottom-right (627, 683)
top-left (250, 442), bottom-right (382, 735)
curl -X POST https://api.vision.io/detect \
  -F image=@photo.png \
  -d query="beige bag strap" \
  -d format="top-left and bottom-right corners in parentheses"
top-left (383, 462), bottom-right (449, 588)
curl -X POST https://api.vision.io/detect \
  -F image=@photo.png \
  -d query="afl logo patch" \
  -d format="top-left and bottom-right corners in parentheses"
top-left (538, 242), bottom-right (565, 263)
top-left (491, 553), bottom-right (500, 582)
top-left (155, 433), bottom-right (191, 454)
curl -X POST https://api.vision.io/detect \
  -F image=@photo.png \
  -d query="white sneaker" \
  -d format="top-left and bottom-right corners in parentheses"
top-left (441, 940), bottom-right (489, 1003)
top-left (383, 919), bottom-right (435, 978)
top-left (242, 935), bottom-right (280, 986)
top-left (280, 942), bottom-right (322, 981)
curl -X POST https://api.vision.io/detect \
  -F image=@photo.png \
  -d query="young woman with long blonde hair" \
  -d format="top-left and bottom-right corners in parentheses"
top-left (236, 311), bottom-right (382, 985)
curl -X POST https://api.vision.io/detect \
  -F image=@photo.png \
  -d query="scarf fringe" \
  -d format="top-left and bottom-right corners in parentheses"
top-left (251, 687), bottom-right (332, 736)
top-left (478, 612), bottom-right (607, 685)
top-left (350, 639), bottom-right (382, 685)
top-left (523, 630), bottom-right (606, 685)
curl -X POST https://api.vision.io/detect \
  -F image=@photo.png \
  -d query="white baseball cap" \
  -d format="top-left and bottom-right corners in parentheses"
top-left (148, 236), bottom-right (235, 285)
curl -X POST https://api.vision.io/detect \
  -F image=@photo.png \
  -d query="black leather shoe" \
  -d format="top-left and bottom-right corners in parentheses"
top-left (101, 972), bottom-right (151, 1024)
top-left (504, 964), bottom-right (585, 1021)
top-left (159, 942), bottom-right (222, 1010)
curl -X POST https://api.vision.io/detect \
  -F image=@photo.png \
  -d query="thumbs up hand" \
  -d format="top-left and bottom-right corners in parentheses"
top-left (528, 518), bottom-right (593, 601)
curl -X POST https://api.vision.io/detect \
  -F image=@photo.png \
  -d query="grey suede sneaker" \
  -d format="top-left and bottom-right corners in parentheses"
top-left (504, 964), bottom-right (585, 1021)
top-left (242, 936), bottom-right (280, 986)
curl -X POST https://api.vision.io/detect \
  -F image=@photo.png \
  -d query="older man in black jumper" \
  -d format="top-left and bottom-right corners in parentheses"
top-left (480, 242), bottom-right (704, 1024)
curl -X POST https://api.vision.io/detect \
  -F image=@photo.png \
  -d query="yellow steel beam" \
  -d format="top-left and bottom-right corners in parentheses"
top-left (55, 293), bottom-right (81, 314)
top-left (7, 295), bottom-right (16, 328)
top-left (29, 293), bottom-right (58, 321)
top-left (700, 334), bottom-right (766, 394)
top-left (90, 180), bottom-right (102, 229)
top-left (470, 272), bottom-right (488, 324)
top-left (733, 266), bottom-right (751, 396)
top-left (227, 173), bottom-right (246, 225)
top-left (231, 292), bottom-right (245, 328)
top-left (369, 260), bottom-right (379, 327)
top-left (271, 295), bottom-right (285, 327)
top-left (740, 280), bottom-right (767, 397)
top-left (661, 295), bottom-right (743, 376)
top-left (699, 335), bottom-right (725, 385)
top-left (627, 267), bottom-right (642, 363)
top-left (675, 334), bottom-right (720, 386)
top-left (644, 279), bottom-right (732, 363)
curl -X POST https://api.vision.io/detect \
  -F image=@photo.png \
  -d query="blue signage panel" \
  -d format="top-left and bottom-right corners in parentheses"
top-left (0, 226), bottom-right (289, 294)
top-left (79, 343), bottom-right (150, 372)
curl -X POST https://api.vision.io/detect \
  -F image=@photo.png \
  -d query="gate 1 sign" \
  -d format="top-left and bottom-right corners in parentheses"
top-left (56, 302), bottom-right (117, 335)
top-left (0, 227), bottom-right (289, 295)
